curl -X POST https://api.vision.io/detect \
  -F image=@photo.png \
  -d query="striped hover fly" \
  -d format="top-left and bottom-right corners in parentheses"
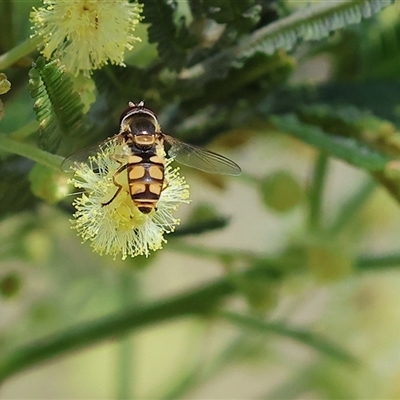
top-left (63, 101), bottom-right (241, 214)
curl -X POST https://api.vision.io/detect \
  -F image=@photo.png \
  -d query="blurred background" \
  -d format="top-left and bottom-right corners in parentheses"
top-left (2, 0), bottom-right (400, 398)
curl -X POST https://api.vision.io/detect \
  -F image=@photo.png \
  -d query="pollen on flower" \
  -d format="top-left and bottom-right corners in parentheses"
top-left (30, 0), bottom-right (143, 77)
top-left (68, 141), bottom-right (190, 260)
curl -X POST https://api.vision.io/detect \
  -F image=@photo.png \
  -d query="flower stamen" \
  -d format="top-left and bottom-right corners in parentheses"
top-left (68, 141), bottom-right (190, 260)
top-left (30, 0), bottom-right (143, 77)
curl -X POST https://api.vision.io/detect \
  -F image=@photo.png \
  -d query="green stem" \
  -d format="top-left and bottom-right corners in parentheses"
top-left (168, 242), bottom-right (257, 262)
top-left (329, 178), bottom-right (376, 236)
top-left (116, 271), bottom-right (138, 400)
top-left (7, 120), bottom-right (39, 140)
top-left (272, 114), bottom-right (392, 171)
top-left (0, 135), bottom-right (63, 170)
top-left (117, 333), bottom-right (132, 400)
top-left (1, 249), bottom-right (399, 383)
top-left (308, 152), bottom-right (329, 231)
top-left (356, 254), bottom-right (400, 270)
top-left (218, 310), bottom-right (358, 364)
top-left (0, 36), bottom-right (41, 70)
top-left (171, 217), bottom-right (229, 237)
top-left (0, 262), bottom-right (283, 384)
top-left (161, 336), bottom-right (247, 400)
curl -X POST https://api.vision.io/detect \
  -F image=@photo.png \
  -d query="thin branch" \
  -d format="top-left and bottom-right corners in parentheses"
top-left (0, 262), bottom-right (283, 384)
top-left (308, 153), bottom-right (329, 231)
top-left (272, 114), bottom-right (392, 171)
top-left (116, 271), bottom-right (139, 400)
top-left (329, 178), bottom-right (376, 236)
top-left (7, 120), bottom-right (39, 140)
top-left (219, 310), bottom-right (358, 365)
top-left (0, 37), bottom-right (41, 70)
top-left (2, 248), bottom-right (400, 382)
top-left (0, 135), bottom-right (63, 170)
top-left (356, 253), bottom-right (400, 270)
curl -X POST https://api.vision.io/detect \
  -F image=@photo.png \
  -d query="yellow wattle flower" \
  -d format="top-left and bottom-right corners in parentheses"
top-left (68, 140), bottom-right (190, 260)
top-left (30, 0), bottom-right (143, 77)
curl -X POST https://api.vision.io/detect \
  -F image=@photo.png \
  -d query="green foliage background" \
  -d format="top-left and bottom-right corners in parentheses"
top-left (1, 0), bottom-right (400, 398)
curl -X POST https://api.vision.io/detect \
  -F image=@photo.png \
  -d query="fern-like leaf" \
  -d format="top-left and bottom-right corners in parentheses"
top-left (181, 0), bottom-right (395, 83)
top-left (237, 0), bottom-right (395, 58)
top-left (142, 0), bottom-right (195, 71)
top-left (272, 114), bottom-right (392, 171)
top-left (28, 57), bottom-right (87, 153)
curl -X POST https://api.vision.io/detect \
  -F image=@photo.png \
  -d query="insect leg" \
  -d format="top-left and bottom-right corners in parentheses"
top-left (101, 163), bottom-right (129, 206)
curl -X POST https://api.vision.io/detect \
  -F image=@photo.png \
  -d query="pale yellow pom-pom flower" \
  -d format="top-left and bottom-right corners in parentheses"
top-left (68, 141), bottom-right (190, 260)
top-left (30, 0), bottom-right (143, 77)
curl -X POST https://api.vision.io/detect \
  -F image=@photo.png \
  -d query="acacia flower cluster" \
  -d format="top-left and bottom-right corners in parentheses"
top-left (30, 0), bottom-right (143, 77)
top-left (68, 141), bottom-right (190, 260)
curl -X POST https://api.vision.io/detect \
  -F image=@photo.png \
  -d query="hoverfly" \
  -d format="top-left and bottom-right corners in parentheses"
top-left (64, 101), bottom-right (241, 214)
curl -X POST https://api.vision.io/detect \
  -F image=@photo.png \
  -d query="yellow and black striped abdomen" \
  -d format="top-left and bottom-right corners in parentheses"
top-left (127, 152), bottom-right (165, 214)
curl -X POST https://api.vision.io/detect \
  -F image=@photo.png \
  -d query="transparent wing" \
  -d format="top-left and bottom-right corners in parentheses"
top-left (164, 134), bottom-right (242, 176)
top-left (61, 136), bottom-right (123, 172)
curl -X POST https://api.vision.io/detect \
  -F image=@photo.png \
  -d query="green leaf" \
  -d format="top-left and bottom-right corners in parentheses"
top-left (142, 0), bottom-right (194, 71)
top-left (272, 114), bottom-right (392, 171)
top-left (325, 8), bottom-right (400, 81)
top-left (297, 104), bottom-right (400, 159)
top-left (237, 0), bottom-right (395, 58)
top-left (182, 0), bottom-right (394, 83)
top-left (28, 57), bottom-right (87, 154)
